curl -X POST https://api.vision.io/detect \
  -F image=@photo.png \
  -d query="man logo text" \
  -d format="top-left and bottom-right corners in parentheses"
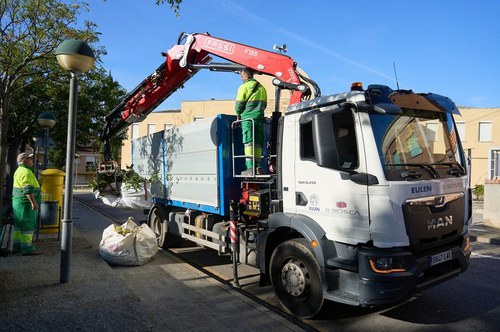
top-left (426, 216), bottom-right (453, 230)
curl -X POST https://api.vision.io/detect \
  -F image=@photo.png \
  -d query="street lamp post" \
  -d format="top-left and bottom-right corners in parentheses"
top-left (38, 112), bottom-right (56, 170)
top-left (32, 134), bottom-right (40, 178)
top-left (55, 39), bottom-right (95, 284)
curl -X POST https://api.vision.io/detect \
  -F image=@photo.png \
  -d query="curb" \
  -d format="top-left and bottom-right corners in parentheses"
top-left (470, 234), bottom-right (500, 245)
top-left (470, 223), bottom-right (500, 245)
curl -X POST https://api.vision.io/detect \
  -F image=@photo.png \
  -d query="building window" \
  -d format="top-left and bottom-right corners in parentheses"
top-left (479, 122), bottom-right (492, 142)
top-left (490, 149), bottom-right (500, 179)
top-left (193, 115), bottom-right (204, 121)
top-left (425, 122), bottom-right (438, 142)
top-left (85, 156), bottom-right (96, 172)
top-left (132, 124), bottom-right (140, 139)
top-left (455, 121), bottom-right (465, 141)
top-left (164, 123), bottom-right (173, 131)
top-left (147, 124), bottom-right (156, 135)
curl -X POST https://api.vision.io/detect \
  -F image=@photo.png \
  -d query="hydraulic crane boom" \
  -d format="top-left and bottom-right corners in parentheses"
top-left (100, 32), bottom-right (318, 162)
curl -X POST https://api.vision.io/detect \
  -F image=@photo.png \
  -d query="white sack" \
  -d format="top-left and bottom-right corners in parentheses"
top-left (98, 217), bottom-right (158, 266)
top-left (94, 187), bottom-right (152, 210)
top-left (120, 187), bottom-right (152, 210)
top-left (94, 190), bottom-right (120, 207)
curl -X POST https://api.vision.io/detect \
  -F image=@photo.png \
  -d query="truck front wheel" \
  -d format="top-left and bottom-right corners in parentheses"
top-left (270, 239), bottom-right (324, 318)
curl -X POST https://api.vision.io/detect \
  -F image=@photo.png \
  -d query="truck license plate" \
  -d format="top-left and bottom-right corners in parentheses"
top-left (429, 250), bottom-right (452, 266)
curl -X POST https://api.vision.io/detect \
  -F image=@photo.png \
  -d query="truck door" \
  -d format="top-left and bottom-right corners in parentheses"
top-left (288, 107), bottom-right (371, 245)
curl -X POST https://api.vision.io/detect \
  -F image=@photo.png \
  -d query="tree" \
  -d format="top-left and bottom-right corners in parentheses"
top-left (9, 67), bottom-right (127, 171)
top-left (155, 0), bottom-right (183, 16)
top-left (48, 68), bottom-right (127, 170)
top-left (0, 0), bottom-right (101, 208)
top-left (1, 0), bottom-right (181, 215)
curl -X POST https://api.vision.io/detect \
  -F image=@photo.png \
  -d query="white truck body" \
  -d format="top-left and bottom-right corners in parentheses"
top-left (134, 87), bottom-right (471, 318)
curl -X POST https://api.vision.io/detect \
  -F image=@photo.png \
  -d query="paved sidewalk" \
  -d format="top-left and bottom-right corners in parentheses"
top-left (0, 198), bottom-right (305, 332)
top-left (470, 200), bottom-right (500, 245)
top-left (470, 224), bottom-right (500, 245)
top-left (1, 194), bottom-right (499, 331)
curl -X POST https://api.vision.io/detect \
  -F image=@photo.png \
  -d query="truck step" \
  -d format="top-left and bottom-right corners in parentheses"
top-left (325, 290), bottom-right (360, 306)
top-left (326, 257), bottom-right (357, 272)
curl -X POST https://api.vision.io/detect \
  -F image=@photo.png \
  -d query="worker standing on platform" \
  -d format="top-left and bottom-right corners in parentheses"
top-left (12, 152), bottom-right (42, 255)
top-left (235, 67), bottom-right (267, 176)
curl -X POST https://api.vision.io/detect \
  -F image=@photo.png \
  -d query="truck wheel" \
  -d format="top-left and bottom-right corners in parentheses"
top-left (147, 206), bottom-right (168, 248)
top-left (270, 238), bottom-right (324, 318)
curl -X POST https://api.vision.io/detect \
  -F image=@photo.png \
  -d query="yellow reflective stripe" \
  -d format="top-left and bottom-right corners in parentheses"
top-left (244, 145), bottom-right (262, 157)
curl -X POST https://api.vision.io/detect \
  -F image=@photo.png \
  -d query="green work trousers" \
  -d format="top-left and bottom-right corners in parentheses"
top-left (12, 198), bottom-right (37, 254)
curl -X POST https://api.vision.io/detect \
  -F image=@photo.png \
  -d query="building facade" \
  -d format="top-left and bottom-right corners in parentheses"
top-left (33, 146), bottom-right (98, 188)
top-left (455, 107), bottom-right (500, 187)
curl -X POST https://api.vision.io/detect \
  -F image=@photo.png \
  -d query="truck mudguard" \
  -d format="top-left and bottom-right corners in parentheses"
top-left (261, 212), bottom-right (335, 271)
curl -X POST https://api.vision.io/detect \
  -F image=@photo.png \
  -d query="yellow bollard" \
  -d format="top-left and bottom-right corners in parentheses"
top-left (39, 169), bottom-right (65, 234)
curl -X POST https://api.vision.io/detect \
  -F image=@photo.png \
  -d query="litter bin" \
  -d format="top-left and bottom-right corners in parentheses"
top-left (40, 200), bottom-right (59, 226)
top-left (39, 169), bottom-right (65, 234)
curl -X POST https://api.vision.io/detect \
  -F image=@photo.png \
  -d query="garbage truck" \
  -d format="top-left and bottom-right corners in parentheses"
top-left (99, 32), bottom-right (471, 318)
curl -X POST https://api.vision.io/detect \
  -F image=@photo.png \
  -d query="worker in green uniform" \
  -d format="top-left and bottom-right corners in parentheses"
top-left (12, 152), bottom-right (42, 255)
top-left (235, 67), bottom-right (267, 176)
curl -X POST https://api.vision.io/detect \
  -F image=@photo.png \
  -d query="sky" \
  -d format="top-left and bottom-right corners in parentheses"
top-left (82, 0), bottom-right (500, 110)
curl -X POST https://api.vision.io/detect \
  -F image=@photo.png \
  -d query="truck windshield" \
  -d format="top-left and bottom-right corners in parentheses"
top-left (370, 109), bottom-right (465, 181)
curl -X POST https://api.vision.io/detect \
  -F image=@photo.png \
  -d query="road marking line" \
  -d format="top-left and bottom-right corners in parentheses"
top-left (471, 252), bottom-right (500, 260)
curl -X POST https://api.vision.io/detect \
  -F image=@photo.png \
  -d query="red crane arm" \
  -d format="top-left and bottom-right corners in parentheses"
top-left (181, 33), bottom-right (306, 103)
top-left (102, 32), bottom-right (312, 144)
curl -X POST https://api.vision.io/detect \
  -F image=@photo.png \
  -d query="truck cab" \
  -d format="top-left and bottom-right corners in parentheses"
top-left (263, 84), bottom-right (471, 316)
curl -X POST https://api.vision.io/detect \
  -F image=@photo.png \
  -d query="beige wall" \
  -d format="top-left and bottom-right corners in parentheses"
top-left (36, 149), bottom-right (98, 187)
top-left (454, 107), bottom-right (500, 187)
top-left (73, 150), bottom-right (99, 186)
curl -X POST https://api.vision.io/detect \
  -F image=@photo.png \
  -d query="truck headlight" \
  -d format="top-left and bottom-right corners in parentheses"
top-left (368, 256), bottom-right (408, 274)
top-left (462, 235), bottom-right (471, 255)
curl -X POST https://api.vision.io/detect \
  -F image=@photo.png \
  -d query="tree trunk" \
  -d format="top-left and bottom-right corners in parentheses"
top-left (6, 139), bottom-right (22, 202)
top-left (0, 120), bottom-right (8, 218)
top-left (0, 88), bottom-right (11, 222)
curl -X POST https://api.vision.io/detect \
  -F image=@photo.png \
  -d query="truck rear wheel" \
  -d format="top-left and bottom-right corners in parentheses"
top-left (269, 238), bottom-right (324, 318)
top-left (147, 205), bottom-right (168, 248)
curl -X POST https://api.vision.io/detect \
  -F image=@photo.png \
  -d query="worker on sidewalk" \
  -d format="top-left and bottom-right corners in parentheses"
top-left (12, 152), bottom-right (42, 255)
top-left (235, 67), bottom-right (267, 176)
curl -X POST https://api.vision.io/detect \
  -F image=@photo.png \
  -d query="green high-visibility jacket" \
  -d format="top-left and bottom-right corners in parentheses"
top-left (12, 164), bottom-right (41, 203)
top-left (235, 78), bottom-right (267, 144)
top-left (12, 164), bottom-right (41, 235)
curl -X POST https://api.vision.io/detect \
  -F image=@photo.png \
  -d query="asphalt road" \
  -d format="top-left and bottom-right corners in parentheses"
top-left (76, 192), bottom-right (500, 332)
top-left (167, 240), bottom-right (500, 332)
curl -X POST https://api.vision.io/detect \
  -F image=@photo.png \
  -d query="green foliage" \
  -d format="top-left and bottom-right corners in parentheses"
top-left (472, 184), bottom-right (484, 200)
top-left (155, 0), bottom-right (183, 16)
top-left (113, 223), bottom-right (133, 236)
top-left (91, 166), bottom-right (163, 194)
top-left (50, 70), bottom-right (127, 169)
top-left (149, 171), bottom-right (162, 184)
top-left (48, 149), bottom-right (66, 170)
top-left (0, 0), bottom-right (100, 85)
top-left (0, 0), bottom-right (105, 206)
top-left (122, 167), bottom-right (147, 191)
top-left (0, 0), bottom-right (182, 207)
top-left (90, 174), bottom-right (117, 193)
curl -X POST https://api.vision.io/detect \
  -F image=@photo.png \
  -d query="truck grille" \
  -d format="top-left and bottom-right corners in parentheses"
top-left (402, 193), bottom-right (464, 251)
